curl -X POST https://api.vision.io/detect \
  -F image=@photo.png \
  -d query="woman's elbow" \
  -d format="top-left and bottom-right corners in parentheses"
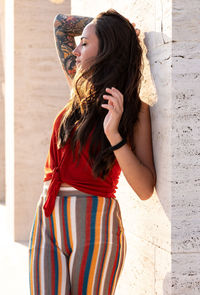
top-left (139, 184), bottom-right (155, 200)
top-left (134, 177), bottom-right (156, 201)
top-left (142, 169), bottom-right (157, 200)
top-left (53, 14), bottom-right (62, 28)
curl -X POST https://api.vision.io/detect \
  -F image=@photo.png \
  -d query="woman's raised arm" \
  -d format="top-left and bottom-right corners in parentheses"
top-left (54, 14), bottom-right (93, 88)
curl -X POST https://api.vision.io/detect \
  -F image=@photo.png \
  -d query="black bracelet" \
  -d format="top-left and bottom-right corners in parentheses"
top-left (109, 138), bottom-right (127, 152)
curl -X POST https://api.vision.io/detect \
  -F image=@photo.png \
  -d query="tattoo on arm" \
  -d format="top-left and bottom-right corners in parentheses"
top-left (54, 14), bottom-right (93, 81)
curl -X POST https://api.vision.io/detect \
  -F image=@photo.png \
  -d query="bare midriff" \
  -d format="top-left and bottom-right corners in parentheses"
top-left (44, 180), bottom-right (71, 187)
top-left (60, 182), bottom-right (71, 187)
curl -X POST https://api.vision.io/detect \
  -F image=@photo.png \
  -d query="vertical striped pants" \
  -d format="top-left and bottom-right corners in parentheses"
top-left (29, 187), bottom-right (126, 295)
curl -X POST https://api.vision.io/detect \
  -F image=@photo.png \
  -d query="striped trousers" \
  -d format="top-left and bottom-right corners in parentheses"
top-left (29, 187), bottom-right (126, 295)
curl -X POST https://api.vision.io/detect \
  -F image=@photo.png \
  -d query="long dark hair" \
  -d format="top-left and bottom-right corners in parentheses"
top-left (57, 9), bottom-right (143, 178)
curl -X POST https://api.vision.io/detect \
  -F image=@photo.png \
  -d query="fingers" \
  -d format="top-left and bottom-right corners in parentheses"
top-left (101, 103), bottom-right (114, 112)
top-left (105, 87), bottom-right (122, 97)
top-left (102, 87), bottom-right (123, 113)
top-left (135, 28), bottom-right (140, 36)
top-left (131, 22), bottom-right (140, 36)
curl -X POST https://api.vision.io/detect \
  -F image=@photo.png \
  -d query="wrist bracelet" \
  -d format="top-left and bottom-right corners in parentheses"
top-left (109, 138), bottom-right (127, 152)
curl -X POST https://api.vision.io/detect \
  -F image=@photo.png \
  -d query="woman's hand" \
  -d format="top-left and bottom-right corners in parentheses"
top-left (101, 87), bottom-right (124, 145)
top-left (132, 22), bottom-right (140, 36)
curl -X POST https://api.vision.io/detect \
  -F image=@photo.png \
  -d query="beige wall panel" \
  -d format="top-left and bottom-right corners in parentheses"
top-left (5, 0), bottom-right (71, 240)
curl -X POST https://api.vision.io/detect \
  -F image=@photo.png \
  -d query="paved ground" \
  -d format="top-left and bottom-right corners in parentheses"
top-left (0, 202), bottom-right (29, 295)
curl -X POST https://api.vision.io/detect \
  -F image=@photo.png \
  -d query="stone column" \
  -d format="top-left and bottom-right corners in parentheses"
top-left (5, 0), bottom-right (70, 241)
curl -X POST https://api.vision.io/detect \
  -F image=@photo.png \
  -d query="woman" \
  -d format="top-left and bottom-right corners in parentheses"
top-left (29, 9), bottom-right (156, 295)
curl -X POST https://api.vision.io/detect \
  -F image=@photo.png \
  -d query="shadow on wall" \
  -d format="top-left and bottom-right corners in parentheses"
top-left (163, 272), bottom-right (172, 295)
top-left (143, 31), bottom-right (172, 294)
top-left (144, 31), bottom-right (172, 223)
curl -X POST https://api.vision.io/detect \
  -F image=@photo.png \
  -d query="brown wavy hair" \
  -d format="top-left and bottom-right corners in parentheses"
top-left (57, 9), bottom-right (143, 178)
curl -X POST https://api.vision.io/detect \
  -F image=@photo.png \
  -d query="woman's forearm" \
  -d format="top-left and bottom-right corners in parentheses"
top-left (117, 145), bottom-right (155, 200)
top-left (54, 14), bottom-right (93, 37)
top-left (110, 135), bottom-right (156, 200)
top-left (53, 14), bottom-right (93, 81)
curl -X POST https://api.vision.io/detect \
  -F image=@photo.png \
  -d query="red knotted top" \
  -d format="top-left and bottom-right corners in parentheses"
top-left (43, 105), bottom-right (121, 217)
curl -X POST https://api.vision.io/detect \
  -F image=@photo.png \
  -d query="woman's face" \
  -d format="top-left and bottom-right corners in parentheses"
top-left (73, 22), bottom-right (99, 69)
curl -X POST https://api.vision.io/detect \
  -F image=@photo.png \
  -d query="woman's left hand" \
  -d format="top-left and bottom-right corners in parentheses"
top-left (101, 87), bottom-right (124, 144)
top-left (132, 22), bottom-right (140, 36)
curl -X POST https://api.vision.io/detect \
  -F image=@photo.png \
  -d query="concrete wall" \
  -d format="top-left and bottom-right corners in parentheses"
top-left (4, 0), bottom-right (71, 241)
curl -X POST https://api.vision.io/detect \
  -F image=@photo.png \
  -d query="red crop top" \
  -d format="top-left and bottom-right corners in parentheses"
top-left (43, 105), bottom-right (121, 217)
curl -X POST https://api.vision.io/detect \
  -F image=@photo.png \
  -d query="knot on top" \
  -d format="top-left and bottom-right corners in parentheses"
top-left (52, 167), bottom-right (61, 182)
top-left (43, 166), bottom-right (62, 217)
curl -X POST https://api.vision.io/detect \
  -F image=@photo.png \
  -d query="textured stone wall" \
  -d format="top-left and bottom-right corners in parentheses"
top-left (4, 0), bottom-right (71, 240)
top-left (171, 0), bottom-right (200, 293)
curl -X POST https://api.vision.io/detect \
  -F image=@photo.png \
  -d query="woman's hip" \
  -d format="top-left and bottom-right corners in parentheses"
top-left (30, 184), bottom-right (125, 248)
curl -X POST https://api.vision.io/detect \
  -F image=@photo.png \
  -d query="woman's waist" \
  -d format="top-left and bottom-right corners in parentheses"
top-left (43, 181), bottom-right (93, 197)
top-left (44, 180), bottom-right (72, 187)
top-left (43, 177), bottom-right (117, 198)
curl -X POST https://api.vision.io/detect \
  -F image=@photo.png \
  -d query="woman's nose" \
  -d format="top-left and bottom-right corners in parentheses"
top-left (72, 47), bottom-right (80, 57)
